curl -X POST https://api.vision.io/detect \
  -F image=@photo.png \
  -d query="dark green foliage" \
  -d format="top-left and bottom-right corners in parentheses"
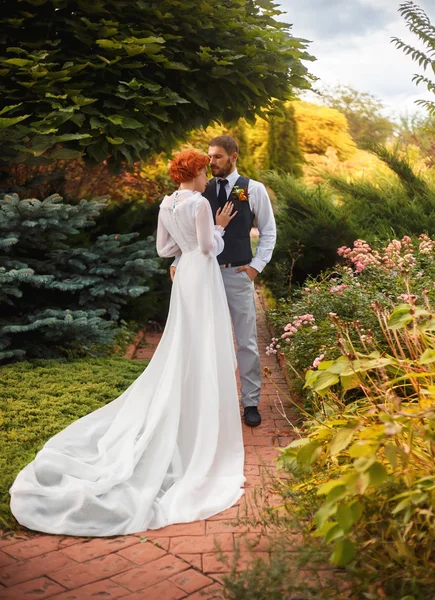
top-left (263, 145), bottom-right (435, 297)
top-left (231, 120), bottom-right (258, 179)
top-left (262, 172), bottom-right (357, 297)
top-left (392, 2), bottom-right (435, 116)
top-left (267, 103), bottom-right (303, 176)
top-left (84, 198), bottom-right (172, 324)
top-left (0, 193), bottom-right (163, 361)
top-left (330, 144), bottom-right (435, 240)
top-left (0, 356), bottom-right (147, 530)
top-left (0, 0), bottom-right (314, 169)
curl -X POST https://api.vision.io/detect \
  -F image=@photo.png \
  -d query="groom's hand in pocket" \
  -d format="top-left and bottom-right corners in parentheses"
top-left (236, 265), bottom-right (258, 281)
top-left (170, 266), bottom-right (176, 282)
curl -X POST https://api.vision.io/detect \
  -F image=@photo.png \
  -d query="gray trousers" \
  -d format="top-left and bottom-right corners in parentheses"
top-left (220, 267), bottom-right (261, 408)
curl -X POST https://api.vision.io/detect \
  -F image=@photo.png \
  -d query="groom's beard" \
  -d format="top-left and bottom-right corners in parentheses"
top-left (210, 159), bottom-right (233, 179)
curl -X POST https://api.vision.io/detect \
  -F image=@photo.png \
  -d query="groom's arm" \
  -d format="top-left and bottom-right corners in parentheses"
top-left (249, 181), bottom-right (276, 273)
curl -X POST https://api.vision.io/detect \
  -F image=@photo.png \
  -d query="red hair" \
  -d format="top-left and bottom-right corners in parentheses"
top-left (169, 149), bottom-right (209, 184)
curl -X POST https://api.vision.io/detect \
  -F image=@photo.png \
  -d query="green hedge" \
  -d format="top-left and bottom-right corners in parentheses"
top-left (0, 357), bottom-right (147, 531)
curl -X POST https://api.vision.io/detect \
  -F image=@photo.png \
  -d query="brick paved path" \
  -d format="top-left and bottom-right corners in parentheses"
top-left (0, 289), bottom-right (298, 600)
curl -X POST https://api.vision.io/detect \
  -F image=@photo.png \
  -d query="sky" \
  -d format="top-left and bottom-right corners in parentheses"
top-left (278, 0), bottom-right (435, 120)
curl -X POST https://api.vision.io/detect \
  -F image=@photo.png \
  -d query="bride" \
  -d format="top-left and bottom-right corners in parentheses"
top-left (10, 149), bottom-right (246, 537)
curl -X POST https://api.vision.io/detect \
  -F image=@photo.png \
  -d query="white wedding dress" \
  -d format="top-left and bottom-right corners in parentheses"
top-left (10, 190), bottom-right (245, 537)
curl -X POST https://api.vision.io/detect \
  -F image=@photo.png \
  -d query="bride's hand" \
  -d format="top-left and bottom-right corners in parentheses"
top-left (216, 202), bottom-right (237, 228)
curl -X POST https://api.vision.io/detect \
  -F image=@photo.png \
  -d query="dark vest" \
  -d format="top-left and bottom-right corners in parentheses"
top-left (203, 176), bottom-right (254, 265)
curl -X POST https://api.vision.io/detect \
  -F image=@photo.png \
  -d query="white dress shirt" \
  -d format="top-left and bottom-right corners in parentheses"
top-left (172, 169), bottom-right (276, 273)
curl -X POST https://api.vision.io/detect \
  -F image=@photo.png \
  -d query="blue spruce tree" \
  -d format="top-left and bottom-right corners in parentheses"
top-left (0, 193), bottom-right (162, 361)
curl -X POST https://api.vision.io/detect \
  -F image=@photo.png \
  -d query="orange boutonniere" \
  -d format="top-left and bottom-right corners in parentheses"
top-left (232, 185), bottom-right (249, 202)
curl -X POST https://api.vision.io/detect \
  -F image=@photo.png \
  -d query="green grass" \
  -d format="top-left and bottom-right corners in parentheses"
top-left (0, 356), bottom-right (147, 531)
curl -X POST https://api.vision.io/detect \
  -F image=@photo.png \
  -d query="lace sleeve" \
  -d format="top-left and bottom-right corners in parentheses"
top-left (156, 210), bottom-right (182, 258)
top-left (195, 196), bottom-right (225, 257)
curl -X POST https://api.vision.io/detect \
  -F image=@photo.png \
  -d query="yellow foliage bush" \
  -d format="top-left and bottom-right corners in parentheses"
top-left (292, 101), bottom-right (356, 161)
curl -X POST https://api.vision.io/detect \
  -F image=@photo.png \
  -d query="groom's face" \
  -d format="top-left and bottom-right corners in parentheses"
top-left (208, 146), bottom-right (237, 179)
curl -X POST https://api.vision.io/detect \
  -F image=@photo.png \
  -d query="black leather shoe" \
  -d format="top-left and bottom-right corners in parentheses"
top-left (244, 406), bottom-right (261, 427)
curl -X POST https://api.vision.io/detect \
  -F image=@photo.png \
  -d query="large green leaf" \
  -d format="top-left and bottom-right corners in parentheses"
top-left (0, 115), bottom-right (30, 128)
top-left (331, 538), bottom-right (356, 566)
top-left (308, 370), bottom-right (339, 393)
top-left (296, 440), bottom-right (321, 466)
top-left (336, 502), bottom-right (355, 533)
top-left (368, 461), bottom-right (388, 487)
top-left (330, 428), bottom-right (354, 455)
top-left (0, 0), bottom-right (314, 166)
top-left (50, 148), bottom-right (83, 159)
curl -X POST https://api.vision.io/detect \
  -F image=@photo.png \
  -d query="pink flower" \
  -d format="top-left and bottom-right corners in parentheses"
top-left (312, 353), bottom-right (325, 369)
top-left (397, 293), bottom-right (417, 304)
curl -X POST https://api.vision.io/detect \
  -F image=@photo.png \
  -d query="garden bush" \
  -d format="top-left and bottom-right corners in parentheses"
top-left (261, 172), bottom-right (357, 298)
top-left (275, 299), bottom-right (435, 599)
top-left (267, 234), bottom-right (435, 403)
top-left (263, 146), bottom-right (435, 296)
top-left (0, 192), bottom-right (163, 361)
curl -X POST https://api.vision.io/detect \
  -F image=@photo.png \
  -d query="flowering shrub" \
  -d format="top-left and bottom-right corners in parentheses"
top-left (267, 234), bottom-right (435, 402)
top-left (275, 301), bottom-right (435, 598)
top-left (266, 313), bottom-right (316, 355)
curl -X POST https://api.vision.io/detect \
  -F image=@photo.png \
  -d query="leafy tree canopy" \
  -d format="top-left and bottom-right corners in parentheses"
top-left (319, 85), bottom-right (394, 146)
top-left (392, 1), bottom-right (435, 117)
top-left (0, 0), bottom-right (315, 169)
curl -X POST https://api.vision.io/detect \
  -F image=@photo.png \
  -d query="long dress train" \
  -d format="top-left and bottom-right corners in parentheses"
top-left (9, 190), bottom-right (245, 536)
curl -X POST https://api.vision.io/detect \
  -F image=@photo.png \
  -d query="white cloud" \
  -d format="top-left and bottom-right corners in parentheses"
top-left (278, 0), bottom-right (435, 115)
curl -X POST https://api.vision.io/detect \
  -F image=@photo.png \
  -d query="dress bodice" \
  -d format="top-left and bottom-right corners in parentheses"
top-left (157, 190), bottom-right (224, 258)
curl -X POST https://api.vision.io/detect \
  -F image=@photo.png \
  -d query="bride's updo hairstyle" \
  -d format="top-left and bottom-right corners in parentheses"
top-left (169, 149), bottom-right (209, 184)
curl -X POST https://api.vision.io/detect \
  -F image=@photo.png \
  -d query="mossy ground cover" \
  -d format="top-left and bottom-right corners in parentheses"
top-left (0, 357), bottom-right (147, 531)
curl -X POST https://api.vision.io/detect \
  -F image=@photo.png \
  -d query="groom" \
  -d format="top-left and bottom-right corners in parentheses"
top-left (171, 136), bottom-right (276, 426)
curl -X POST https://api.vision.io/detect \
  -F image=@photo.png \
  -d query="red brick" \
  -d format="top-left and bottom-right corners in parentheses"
top-left (202, 551), bottom-right (269, 574)
top-left (50, 579), bottom-right (129, 600)
top-left (49, 553), bottom-right (132, 589)
top-left (206, 506), bottom-right (241, 521)
top-left (58, 536), bottom-right (88, 549)
top-left (243, 464), bottom-right (259, 475)
top-left (0, 551), bottom-right (75, 586)
top-left (176, 554), bottom-right (202, 570)
top-left (120, 580), bottom-right (186, 600)
top-left (245, 446), bottom-right (279, 463)
top-left (205, 521), bottom-right (259, 535)
top-left (250, 426), bottom-right (277, 437)
top-left (0, 535), bottom-right (29, 550)
top-left (184, 583), bottom-right (223, 599)
top-left (61, 536), bottom-right (138, 562)
top-left (241, 423), bottom-right (254, 435)
top-left (149, 536), bottom-right (170, 551)
top-left (169, 534), bottom-right (233, 554)
top-left (112, 554), bottom-right (189, 592)
top-left (279, 436), bottom-right (295, 447)
top-left (2, 535), bottom-right (72, 560)
top-left (233, 533), bottom-right (271, 551)
top-left (245, 476), bottom-right (265, 488)
top-left (146, 522), bottom-right (206, 538)
top-left (0, 551), bottom-right (15, 568)
top-left (250, 436), bottom-right (278, 446)
top-left (244, 450), bottom-right (262, 466)
top-left (169, 569), bottom-right (214, 594)
top-left (0, 576), bottom-right (65, 600)
top-left (206, 573), bottom-right (225, 585)
top-left (117, 541), bottom-right (167, 564)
